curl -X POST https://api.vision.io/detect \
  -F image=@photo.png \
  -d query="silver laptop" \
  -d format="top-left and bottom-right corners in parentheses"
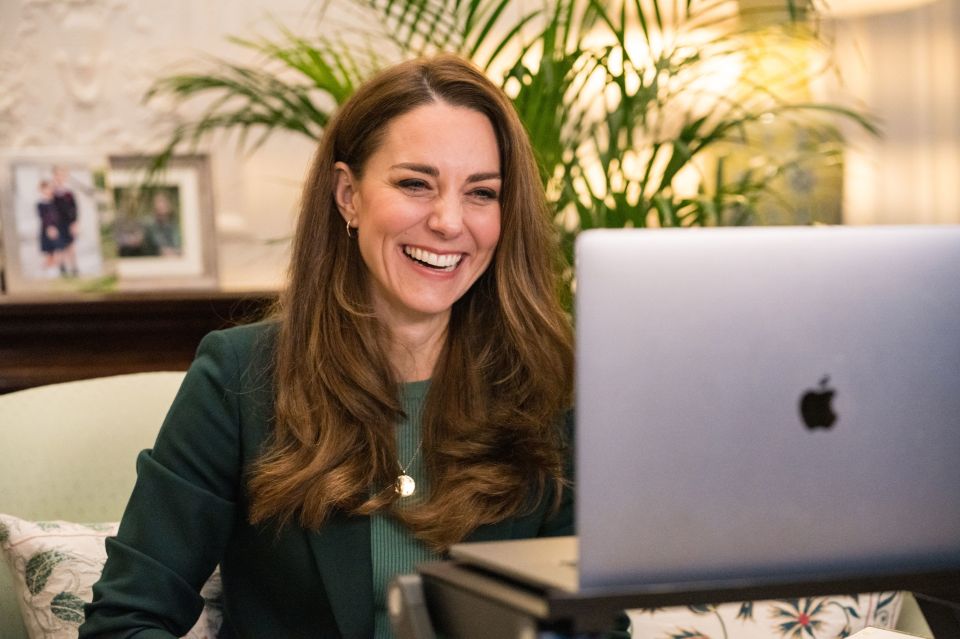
top-left (452, 226), bottom-right (960, 593)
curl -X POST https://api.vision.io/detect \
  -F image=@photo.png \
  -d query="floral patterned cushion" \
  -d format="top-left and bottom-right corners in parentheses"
top-left (626, 592), bottom-right (903, 638)
top-left (0, 514), bottom-right (222, 639)
top-left (0, 514), bottom-right (905, 639)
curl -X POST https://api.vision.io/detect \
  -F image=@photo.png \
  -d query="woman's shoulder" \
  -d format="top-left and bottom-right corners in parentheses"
top-left (188, 320), bottom-right (279, 396)
top-left (200, 319), bottom-right (279, 361)
top-left (209, 318), bottom-right (278, 342)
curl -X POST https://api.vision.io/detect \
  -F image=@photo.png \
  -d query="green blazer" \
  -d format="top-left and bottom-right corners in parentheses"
top-left (80, 322), bottom-right (574, 639)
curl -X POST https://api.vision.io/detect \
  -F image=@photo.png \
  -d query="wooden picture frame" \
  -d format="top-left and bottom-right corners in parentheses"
top-left (106, 154), bottom-right (218, 290)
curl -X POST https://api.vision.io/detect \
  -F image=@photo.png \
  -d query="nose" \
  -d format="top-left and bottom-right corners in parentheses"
top-left (427, 195), bottom-right (463, 238)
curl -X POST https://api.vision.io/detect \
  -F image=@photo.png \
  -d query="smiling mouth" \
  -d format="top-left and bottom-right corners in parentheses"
top-left (403, 246), bottom-right (463, 272)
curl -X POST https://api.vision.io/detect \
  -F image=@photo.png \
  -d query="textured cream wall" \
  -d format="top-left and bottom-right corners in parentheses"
top-left (0, 0), bottom-right (339, 290)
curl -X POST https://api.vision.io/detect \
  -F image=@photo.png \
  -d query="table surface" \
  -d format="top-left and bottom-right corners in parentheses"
top-left (850, 628), bottom-right (928, 639)
top-left (418, 560), bottom-right (960, 635)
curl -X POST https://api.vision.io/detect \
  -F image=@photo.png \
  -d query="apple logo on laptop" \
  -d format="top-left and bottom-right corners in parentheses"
top-left (800, 375), bottom-right (837, 430)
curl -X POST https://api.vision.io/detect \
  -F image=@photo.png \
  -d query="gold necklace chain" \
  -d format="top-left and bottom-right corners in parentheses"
top-left (395, 439), bottom-right (423, 498)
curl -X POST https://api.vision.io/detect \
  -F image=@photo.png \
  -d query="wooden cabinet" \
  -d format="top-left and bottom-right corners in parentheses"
top-left (0, 290), bottom-right (277, 394)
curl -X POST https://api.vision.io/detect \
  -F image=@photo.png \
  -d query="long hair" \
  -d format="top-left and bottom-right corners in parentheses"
top-left (248, 54), bottom-right (574, 550)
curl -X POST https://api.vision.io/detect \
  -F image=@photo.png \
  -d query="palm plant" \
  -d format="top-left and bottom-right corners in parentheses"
top-left (148, 0), bottom-right (878, 272)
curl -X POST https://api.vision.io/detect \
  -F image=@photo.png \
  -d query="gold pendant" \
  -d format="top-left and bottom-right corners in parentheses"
top-left (396, 474), bottom-right (416, 497)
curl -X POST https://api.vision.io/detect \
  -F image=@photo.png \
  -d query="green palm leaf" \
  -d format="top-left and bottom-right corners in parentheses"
top-left (145, 29), bottom-right (384, 167)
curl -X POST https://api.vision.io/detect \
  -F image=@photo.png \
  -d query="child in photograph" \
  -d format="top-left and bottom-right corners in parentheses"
top-left (51, 165), bottom-right (80, 276)
top-left (36, 179), bottom-right (63, 277)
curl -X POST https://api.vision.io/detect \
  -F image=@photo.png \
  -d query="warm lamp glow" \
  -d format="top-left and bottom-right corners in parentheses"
top-left (823, 0), bottom-right (937, 18)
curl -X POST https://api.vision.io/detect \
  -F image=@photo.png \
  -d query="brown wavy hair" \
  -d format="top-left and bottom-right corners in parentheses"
top-left (248, 54), bottom-right (573, 550)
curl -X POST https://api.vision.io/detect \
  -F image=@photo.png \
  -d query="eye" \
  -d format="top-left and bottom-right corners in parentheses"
top-left (397, 178), bottom-right (430, 191)
top-left (470, 187), bottom-right (499, 201)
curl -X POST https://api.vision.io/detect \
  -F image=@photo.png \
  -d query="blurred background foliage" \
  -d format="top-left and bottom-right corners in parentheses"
top-left (147, 0), bottom-right (879, 280)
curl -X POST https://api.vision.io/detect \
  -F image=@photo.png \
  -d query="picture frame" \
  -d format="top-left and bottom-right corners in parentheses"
top-left (106, 154), bottom-right (218, 290)
top-left (0, 150), bottom-right (112, 295)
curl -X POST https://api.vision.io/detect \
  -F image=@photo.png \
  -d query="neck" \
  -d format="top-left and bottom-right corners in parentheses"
top-left (382, 314), bottom-right (448, 383)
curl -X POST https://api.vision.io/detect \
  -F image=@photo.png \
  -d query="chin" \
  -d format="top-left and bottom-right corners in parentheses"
top-left (406, 299), bottom-right (459, 318)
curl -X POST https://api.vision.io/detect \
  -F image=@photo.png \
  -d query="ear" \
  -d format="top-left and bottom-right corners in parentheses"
top-left (333, 161), bottom-right (359, 223)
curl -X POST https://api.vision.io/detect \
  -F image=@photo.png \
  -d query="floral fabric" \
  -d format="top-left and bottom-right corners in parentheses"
top-left (626, 592), bottom-right (902, 638)
top-left (0, 514), bottom-right (222, 639)
top-left (0, 513), bottom-right (903, 639)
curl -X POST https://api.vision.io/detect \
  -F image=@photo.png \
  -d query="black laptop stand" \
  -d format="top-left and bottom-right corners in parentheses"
top-left (390, 562), bottom-right (960, 638)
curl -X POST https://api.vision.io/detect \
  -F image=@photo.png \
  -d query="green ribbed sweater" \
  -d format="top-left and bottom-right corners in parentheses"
top-left (372, 379), bottom-right (438, 638)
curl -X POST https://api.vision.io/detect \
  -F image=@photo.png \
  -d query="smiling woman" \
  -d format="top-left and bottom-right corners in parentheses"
top-left (79, 54), bottom-right (575, 639)
top-left (332, 102), bottom-right (503, 372)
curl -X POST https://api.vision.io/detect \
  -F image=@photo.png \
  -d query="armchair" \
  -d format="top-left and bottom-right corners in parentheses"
top-left (0, 372), bottom-right (186, 639)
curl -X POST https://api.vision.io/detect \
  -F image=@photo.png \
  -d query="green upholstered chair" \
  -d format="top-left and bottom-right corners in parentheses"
top-left (0, 372), bottom-right (186, 639)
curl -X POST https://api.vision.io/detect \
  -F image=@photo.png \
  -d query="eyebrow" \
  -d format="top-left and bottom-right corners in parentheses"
top-left (391, 163), bottom-right (501, 183)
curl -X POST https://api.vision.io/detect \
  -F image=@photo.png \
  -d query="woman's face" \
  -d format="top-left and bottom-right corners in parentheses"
top-left (334, 101), bottom-right (502, 329)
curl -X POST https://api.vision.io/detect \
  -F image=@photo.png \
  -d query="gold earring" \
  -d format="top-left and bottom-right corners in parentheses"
top-left (346, 219), bottom-right (355, 239)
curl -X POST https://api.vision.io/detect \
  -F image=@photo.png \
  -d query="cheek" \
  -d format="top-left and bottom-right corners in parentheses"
top-left (475, 212), bottom-right (502, 253)
top-left (362, 192), bottom-right (424, 234)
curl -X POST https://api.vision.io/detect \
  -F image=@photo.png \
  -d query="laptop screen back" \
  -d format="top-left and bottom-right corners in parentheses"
top-left (575, 226), bottom-right (960, 589)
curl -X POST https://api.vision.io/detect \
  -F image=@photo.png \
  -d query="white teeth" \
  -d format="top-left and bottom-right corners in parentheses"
top-left (404, 246), bottom-right (462, 270)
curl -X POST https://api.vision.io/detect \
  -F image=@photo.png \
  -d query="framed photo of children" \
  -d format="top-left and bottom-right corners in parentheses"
top-left (106, 154), bottom-right (218, 290)
top-left (1, 153), bottom-right (111, 294)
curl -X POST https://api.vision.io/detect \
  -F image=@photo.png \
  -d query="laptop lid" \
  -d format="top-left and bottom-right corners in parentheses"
top-left (575, 226), bottom-right (960, 589)
top-left (448, 536), bottom-right (579, 592)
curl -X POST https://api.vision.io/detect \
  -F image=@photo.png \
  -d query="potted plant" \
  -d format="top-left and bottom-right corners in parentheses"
top-left (147, 0), bottom-right (877, 278)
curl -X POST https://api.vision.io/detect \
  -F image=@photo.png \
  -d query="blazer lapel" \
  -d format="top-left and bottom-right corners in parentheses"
top-left (307, 512), bottom-right (374, 639)
top-left (304, 508), bottom-right (521, 637)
